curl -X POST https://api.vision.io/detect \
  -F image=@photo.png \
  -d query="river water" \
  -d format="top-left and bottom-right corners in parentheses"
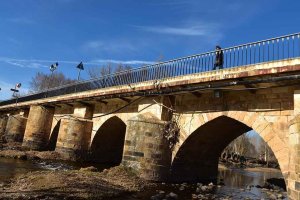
top-left (0, 158), bottom-right (287, 199)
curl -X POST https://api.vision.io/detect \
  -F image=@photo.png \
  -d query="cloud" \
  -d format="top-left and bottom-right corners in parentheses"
top-left (82, 39), bottom-right (137, 54)
top-left (0, 58), bottom-right (48, 69)
top-left (6, 61), bottom-right (46, 69)
top-left (0, 57), bottom-right (154, 69)
top-left (7, 18), bottom-right (35, 24)
top-left (135, 22), bottom-right (220, 37)
top-left (90, 59), bottom-right (155, 65)
top-left (84, 40), bottom-right (103, 49)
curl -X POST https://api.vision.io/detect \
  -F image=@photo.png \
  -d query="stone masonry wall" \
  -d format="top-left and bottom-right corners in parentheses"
top-left (174, 85), bottom-right (297, 199)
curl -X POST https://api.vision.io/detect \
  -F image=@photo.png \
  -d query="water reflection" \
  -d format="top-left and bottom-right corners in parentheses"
top-left (216, 167), bottom-right (286, 199)
top-left (0, 158), bottom-right (44, 183)
top-left (218, 168), bottom-right (283, 188)
top-left (132, 167), bottom-right (287, 199)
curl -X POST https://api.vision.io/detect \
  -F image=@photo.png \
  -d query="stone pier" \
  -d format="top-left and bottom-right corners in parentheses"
top-left (22, 105), bottom-right (55, 150)
top-left (5, 115), bottom-right (27, 143)
top-left (55, 104), bottom-right (94, 160)
top-left (0, 115), bottom-right (8, 140)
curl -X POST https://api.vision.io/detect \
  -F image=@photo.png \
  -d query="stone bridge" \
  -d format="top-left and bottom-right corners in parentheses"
top-left (1, 33), bottom-right (300, 199)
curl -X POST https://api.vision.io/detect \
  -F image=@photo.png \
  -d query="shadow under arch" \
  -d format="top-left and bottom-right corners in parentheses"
top-left (170, 115), bottom-right (283, 184)
top-left (90, 116), bottom-right (126, 165)
top-left (47, 120), bottom-right (61, 151)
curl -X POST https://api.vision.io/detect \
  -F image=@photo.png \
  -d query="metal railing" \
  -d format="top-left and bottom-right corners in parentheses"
top-left (1, 32), bottom-right (300, 106)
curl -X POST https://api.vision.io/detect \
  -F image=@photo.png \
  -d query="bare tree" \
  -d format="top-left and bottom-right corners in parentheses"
top-left (115, 64), bottom-right (132, 73)
top-left (156, 53), bottom-right (164, 62)
top-left (222, 133), bottom-right (257, 158)
top-left (29, 72), bottom-right (76, 92)
top-left (256, 137), bottom-right (277, 163)
top-left (88, 63), bottom-right (113, 79)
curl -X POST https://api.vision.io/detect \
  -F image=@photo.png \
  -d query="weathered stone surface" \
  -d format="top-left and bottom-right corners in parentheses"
top-left (122, 113), bottom-right (172, 181)
top-left (55, 117), bottom-right (93, 161)
top-left (0, 116), bottom-right (8, 139)
top-left (4, 115), bottom-right (27, 143)
top-left (22, 106), bottom-right (54, 150)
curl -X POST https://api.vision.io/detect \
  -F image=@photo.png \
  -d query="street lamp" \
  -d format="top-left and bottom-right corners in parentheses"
top-left (50, 62), bottom-right (59, 74)
top-left (11, 83), bottom-right (21, 104)
top-left (48, 62), bottom-right (58, 90)
top-left (11, 83), bottom-right (21, 93)
top-left (76, 62), bottom-right (84, 81)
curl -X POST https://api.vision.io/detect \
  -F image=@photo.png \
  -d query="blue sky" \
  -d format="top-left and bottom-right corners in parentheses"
top-left (0, 0), bottom-right (299, 100)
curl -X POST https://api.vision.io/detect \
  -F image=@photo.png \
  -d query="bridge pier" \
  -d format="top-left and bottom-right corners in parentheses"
top-left (22, 106), bottom-right (55, 150)
top-left (288, 115), bottom-right (300, 199)
top-left (122, 97), bottom-right (174, 181)
top-left (287, 91), bottom-right (300, 199)
top-left (55, 104), bottom-right (94, 160)
top-left (4, 114), bottom-right (27, 143)
top-left (0, 115), bottom-right (8, 140)
top-left (122, 113), bottom-right (172, 181)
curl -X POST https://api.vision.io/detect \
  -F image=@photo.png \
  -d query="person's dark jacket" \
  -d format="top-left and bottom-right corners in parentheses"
top-left (215, 49), bottom-right (224, 67)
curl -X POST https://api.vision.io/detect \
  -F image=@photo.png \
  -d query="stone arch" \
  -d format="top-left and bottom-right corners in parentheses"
top-left (90, 116), bottom-right (126, 164)
top-left (171, 111), bottom-right (289, 183)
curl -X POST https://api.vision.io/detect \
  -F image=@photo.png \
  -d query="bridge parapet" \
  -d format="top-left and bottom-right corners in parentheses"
top-left (0, 32), bottom-right (300, 108)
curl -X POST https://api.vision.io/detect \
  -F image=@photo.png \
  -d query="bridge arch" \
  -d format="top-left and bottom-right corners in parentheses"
top-left (171, 112), bottom-right (289, 184)
top-left (90, 116), bottom-right (126, 164)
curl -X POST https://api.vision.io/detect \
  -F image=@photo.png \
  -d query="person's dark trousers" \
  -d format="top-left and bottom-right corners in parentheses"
top-left (213, 64), bottom-right (223, 70)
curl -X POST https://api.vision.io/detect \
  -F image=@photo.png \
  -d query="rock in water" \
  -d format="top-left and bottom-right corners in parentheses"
top-left (179, 186), bottom-right (185, 191)
top-left (166, 192), bottom-right (178, 199)
top-left (269, 194), bottom-right (277, 200)
top-left (277, 194), bottom-right (284, 199)
top-left (79, 166), bottom-right (98, 172)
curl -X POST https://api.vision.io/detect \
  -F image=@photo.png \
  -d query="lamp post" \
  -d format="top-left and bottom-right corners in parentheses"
top-left (48, 62), bottom-right (58, 89)
top-left (11, 83), bottom-right (21, 96)
top-left (50, 62), bottom-right (58, 75)
top-left (76, 62), bottom-right (84, 81)
top-left (11, 83), bottom-right (21, 105)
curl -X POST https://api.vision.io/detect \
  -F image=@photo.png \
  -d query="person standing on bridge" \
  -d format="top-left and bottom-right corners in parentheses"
top-left (213, 45), bottom-right (224, 70)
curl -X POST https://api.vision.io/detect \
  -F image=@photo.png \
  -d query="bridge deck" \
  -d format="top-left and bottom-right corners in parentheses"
top-left (0, 58), bottom-right (300, 110)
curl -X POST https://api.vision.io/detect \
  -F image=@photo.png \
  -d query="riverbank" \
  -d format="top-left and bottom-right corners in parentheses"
top-left (218, 163), bottom-right (281, 173)
top-left (244, 167), bottom-right (281, 173)
top-left (0, 165), bottom-right (148, 200)
top-left (0, 142), bottom-right (150, 199)
top-left (0, 142), bottom-right (287, 199)
top-left (0, 142), bottom-right (63, 161)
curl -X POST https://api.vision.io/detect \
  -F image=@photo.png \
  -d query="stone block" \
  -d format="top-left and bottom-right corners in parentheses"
top-left (290, 134), bottom-right (300, 145)
top-left (73, 105), bottom-right (94, 119)
top-left (294, 90), bottom-right (300, 115)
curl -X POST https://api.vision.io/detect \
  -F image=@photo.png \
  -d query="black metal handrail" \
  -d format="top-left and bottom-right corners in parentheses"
top-left (1, 32), bottom-right (300, 106)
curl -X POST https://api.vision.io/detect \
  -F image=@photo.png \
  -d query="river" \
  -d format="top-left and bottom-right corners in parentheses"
top-left (0, 158), bottom-right (287, 199)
